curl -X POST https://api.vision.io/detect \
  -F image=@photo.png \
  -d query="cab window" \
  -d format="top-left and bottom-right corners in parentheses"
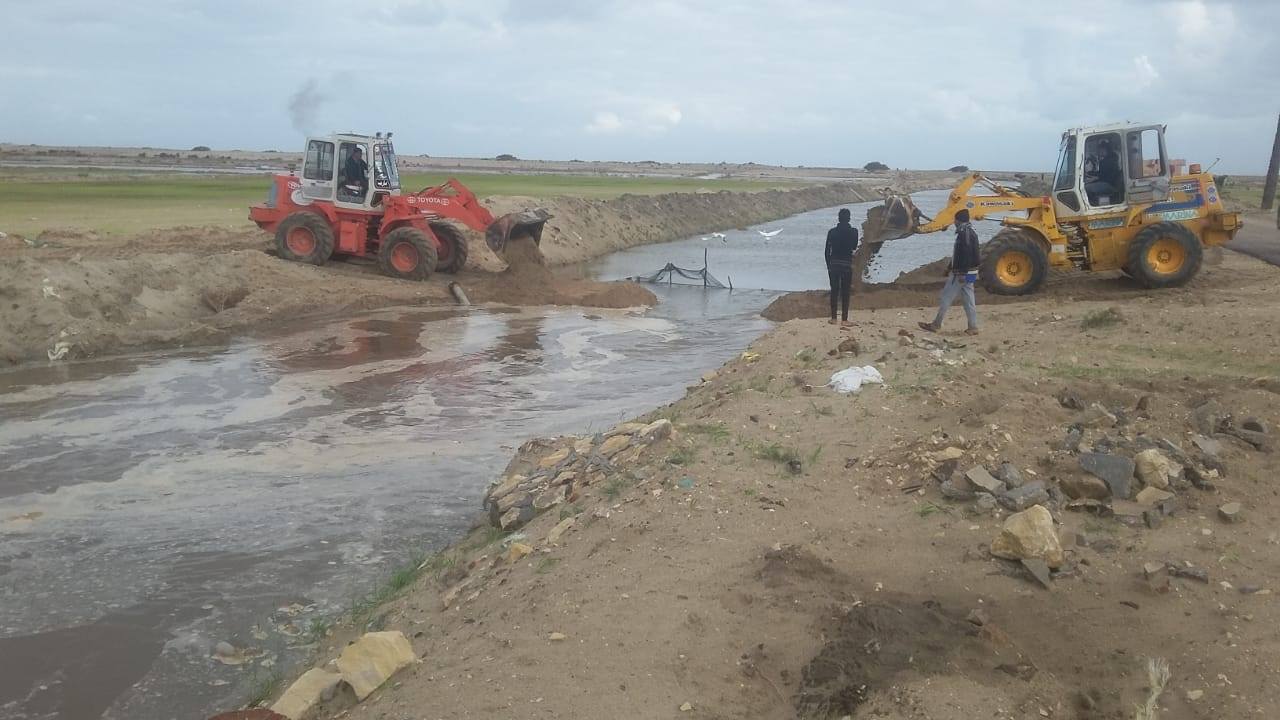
top-left (373, 143), bottom-right (400, 191)
top-left (1083, 132), bottom-right (1124, 206)
top-left (1126, 129), bottom-right (1164, 179)
top-left (303, 140), bottom-right (334, 181)
top-left (1052, 136), bottom-right (1076, 192)
top-left (337, 142), bottom-right (369, 202)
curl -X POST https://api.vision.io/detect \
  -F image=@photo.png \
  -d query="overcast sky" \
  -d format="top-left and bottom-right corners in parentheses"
top-left (2, 0), bottom-right (1277, 172)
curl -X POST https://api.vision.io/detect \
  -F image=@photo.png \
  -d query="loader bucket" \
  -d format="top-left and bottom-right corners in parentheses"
top-left (486, 209), bottom-right (553, 255)
top-left (862, 195), bottom-right (921, 244)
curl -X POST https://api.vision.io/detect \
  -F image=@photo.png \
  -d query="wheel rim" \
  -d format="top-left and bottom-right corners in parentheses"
top-left (995, 249), bottom-right (1034, 288)
top-left (390, 242), bottom-right (419, 273)
top-left (1146, 237), bottom-right (1186, 275)
top-left (286, 227), bottom-right (316, 257)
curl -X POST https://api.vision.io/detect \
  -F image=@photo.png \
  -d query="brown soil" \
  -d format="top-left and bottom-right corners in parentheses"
top-left (0, 183), bottom-right (876, 365)
top-left (762, 247), bottom-right (1234, 321)
top-left (270, 228), bottom-right (1280, 720)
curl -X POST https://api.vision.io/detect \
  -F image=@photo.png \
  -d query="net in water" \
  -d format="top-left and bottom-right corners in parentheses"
top-left (630, 262), bottom-right (730, 289)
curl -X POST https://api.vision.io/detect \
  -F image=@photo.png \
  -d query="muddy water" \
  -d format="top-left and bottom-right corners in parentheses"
top-left (584, 189), bottom-right (1003, 289)
top-left (0, 292), bottom-right (773, 720)
top-left (0, 193), bottom-right (969, 720)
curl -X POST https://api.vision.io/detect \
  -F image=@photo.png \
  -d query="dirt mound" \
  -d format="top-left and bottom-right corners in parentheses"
top-left (796, 599), bottom-right (1035, 718)
top-left (474, 237), bottom-right (656, 309)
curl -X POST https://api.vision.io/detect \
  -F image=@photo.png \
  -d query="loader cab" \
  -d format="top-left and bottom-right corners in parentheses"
top-left (1051, 123), bottom-right (1171, 219)
top-left (299, 132), bottom-right (401, 209)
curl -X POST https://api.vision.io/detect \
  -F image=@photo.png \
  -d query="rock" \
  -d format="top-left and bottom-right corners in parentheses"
top-left (1079, 403), bottom-right (1117, 428)
top-left (1186, 689), bottom-right (1204, 701)
top-left (836, 338), bottom-right (861, 355)
top-left (1057, 388), bottom-right (1086, 410)
top-left (680, 702), bottom-right (694, 712)
top-left (1021, 558), bottom-right (1052, 589)
top-left (993, 463), bottom-right (1025, 488)
top-left (639, 419), bottom-right (673, 442)
top-left (974, 494), bottom-right (998, 513)
top-left (1226, 427), bottom-right (1272, 452)
top-left (1078, 453), bottom-right (1135, 499)
top-left (1142, 562), bottom-right (1167, 580)
top-left (898, 336), bottom-right (914, 347)
top-left (548, 632), bottom-right (567, 641)
top-left (1134, 449), bottom-right (1176, 489)
top-left (552, 470), bottom-right (577, 486)
top-left (1191, 401), bottom-right (1222, 435)
top-left (546, 517), bottom-right (575, 544)
top-left (939, 479), bottom-right (976, 501)
top-left (487, 474), bottom-right (527, 502)
top-left (507, 543), bottom-right (533, 563)
top-left (214, 641), bottom-right (236, 658)
top-left (990, 505), bottom-right (1064, 568)
top-left (271, 669), bottom-right (343, 720)
top-left (933, 447), bottom-right (965, 462)
top-left (786, 459), bottom-right (803, 475)
top-left (1134, 486), bottom-right (1174, 506)
top-left (1062, 427), bottom-right (1083, 453)
top-left (538, 447), bottom-right (572, 469)
top-left (499, 505), bottom-right (535, 531)
top-left (606, 422), bottom-right (646, 437)
top-left (700, 370), bottom-right (718, 383)
top-left (597, 434), bottom-right (632, 458)
top-left (496, 491), bottom-right (532, 514)
top-left (533, 485), bottom-right (568, 511)
top-left (573, 437), bottom-right (594, 456)
top-left (1218, 502), bottom-right (1243, 523)
top-left (1169, 565), bottom-right (1209, 583)
top-left (965, 467), bottom-right (1005, 494)
top-left (336, 631), bottom-right (417, 701)
top-left (999, 481), bottom-right (1049, 512)
top-left (965, 608), bottom-right (989, 626)
top-left (1242, 416), bottom-right (1268, 434)
top-left (1134, 395), bottom-right (1155, 418)
top-left (1059, 474), bottom-right (1110, 500)
top-left (1185, 464), bottom-right (1218, 491)
top-left (1191, 434), bottom-right (1222, 457)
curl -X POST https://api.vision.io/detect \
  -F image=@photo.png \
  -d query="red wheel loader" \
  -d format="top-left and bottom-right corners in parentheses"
top-left (249, 132), bottom-right (550, 280)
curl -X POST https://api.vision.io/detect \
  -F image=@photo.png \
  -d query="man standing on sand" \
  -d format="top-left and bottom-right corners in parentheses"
top-left (919, 208), bottom-right (980, 336)
top-left (825, 208), bottom-right (859, 327)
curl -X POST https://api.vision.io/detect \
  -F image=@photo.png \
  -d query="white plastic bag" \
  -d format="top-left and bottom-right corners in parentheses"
top-left (828, 365), bottom-right (884, 394)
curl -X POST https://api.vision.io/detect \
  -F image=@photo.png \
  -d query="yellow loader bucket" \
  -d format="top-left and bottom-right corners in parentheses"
top-left (485, 209), bottom-right (552, 255)
top-left (862, 195), bottom-right (922, 244)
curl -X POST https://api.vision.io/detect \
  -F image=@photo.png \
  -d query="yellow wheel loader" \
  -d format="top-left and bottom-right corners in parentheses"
top-left (868, 122), bottom-right (1241, 295)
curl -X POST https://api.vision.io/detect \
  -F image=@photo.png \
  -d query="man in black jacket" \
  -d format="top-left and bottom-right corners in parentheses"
top-left (919, 208), bottom-right (980, 335)
top-left (825, 208), bottom-right (859, 326)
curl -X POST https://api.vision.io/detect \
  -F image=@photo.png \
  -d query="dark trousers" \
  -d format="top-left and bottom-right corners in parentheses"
top-left (828, 265), bottom-right (852, 321)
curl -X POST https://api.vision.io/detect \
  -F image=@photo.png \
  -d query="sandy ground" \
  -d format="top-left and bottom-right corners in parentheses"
top-left (256, 231), bottom-right (1280, 719)
top-left (0, 183), bottom-right (884, 366)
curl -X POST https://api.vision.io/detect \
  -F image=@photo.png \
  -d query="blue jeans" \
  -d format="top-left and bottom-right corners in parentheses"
top-left (934, 272), bottom-right (978, 329)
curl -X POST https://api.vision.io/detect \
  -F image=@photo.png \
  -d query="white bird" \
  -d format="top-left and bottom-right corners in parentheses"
top-left (711, 232), bottom-right (726, 239)
top-left (758, 229), bottom-right (782, 238)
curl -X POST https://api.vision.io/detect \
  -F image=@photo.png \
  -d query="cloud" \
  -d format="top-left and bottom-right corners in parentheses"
top-left (585, 111), bottom-right (623, 134)
top-left (1, 0), bottom-right (1276, 172)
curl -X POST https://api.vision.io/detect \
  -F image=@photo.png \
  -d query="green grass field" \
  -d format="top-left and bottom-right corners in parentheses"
top-left (0, 169), bottom-right (803, 236)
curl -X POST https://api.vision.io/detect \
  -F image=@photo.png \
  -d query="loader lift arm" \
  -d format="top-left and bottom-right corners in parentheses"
top-left (870, 173), bottom-right (1061, 242)
top-left (411, 179), bottom-right (551, 254)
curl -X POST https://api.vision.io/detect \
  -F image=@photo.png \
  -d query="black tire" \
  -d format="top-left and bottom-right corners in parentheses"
top-left (430, 222), bottom-right (469, 274)
top-left (378, 226), bottom-right (438, 281)
top-left (275, 212), bottom-right (334, 265)
top-left (979, 228), bottom-right (1049, 296)
top-left (1125, 222), bottom-right (1202, 289)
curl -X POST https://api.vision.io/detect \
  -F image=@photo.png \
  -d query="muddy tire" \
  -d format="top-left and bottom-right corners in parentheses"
top-left (275, 212), bottom-right (334, 265)
top-left (430, 222), bottom-right (468, 274)
top-left (1126, 222), bottom-right (1202, 289)
top-left (378, 227), bottom-right (437, 281)
top-left (980, 228), bottom-right (1048, 296)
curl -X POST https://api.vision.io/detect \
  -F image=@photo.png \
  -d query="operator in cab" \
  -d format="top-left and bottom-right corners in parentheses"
top-left (340, 147), bottom-right (369, 200)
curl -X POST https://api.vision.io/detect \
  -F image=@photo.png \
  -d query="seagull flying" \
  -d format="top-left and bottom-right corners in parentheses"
top-left (758, 229), bottom-right (782, 238)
